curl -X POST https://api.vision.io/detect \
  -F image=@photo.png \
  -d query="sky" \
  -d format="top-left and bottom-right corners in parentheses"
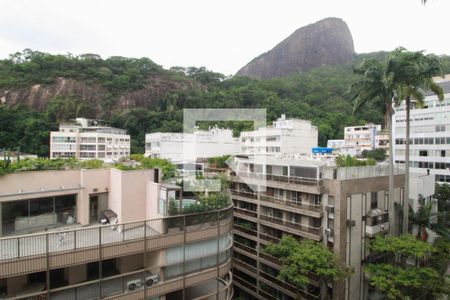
top-left (0, 0), bottom-right (449, 75)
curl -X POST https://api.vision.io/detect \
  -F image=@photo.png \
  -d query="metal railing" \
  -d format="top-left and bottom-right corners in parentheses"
top-left (259, 214), bottom-right (323, 236)
top-left (9, 259), bottom-right (233, 300)
top-left (230, 189), bottom-right (258, 199)
top-left (236, 172), bottom-right (321, 186)
top-left (0, 206), bottom-right (234, 299)
top-left (259, 194), bottom-right (322, 213)
top-left (0, 206), bottom-right (233, 263)
top-left (233, 207), bottom-right (257, 219)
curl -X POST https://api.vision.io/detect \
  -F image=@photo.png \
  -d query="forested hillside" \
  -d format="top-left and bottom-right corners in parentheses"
top-left (1, 50), bottom-right (450, 156)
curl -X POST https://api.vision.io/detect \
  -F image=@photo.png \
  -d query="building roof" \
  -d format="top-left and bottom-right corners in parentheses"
top-left (236, 156), bottom-right (325, 167)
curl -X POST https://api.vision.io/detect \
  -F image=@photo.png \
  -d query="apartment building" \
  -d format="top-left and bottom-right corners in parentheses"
top-left (0, 167), bottom-right (233, 299)
top-left (50, 118), bottom-right (130, 162)
top-left (240, 115), bottom-right (318, 156)
top-left (343, 124), bottom-right (381, 155)
top-left (229, 156), bottom-right (406, 300)
top-left (393, 75), bottom-right (450, 184)
top-left (145, 126), bottom-right (240, 162)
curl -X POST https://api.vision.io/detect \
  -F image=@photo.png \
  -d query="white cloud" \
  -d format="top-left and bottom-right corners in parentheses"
top-left (0, 0), bottom-right (448, 74)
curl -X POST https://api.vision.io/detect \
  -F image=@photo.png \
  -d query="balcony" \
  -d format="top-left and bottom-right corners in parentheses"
top-left (0, 206), bottom-right (233, 278)
top-left (259, 214), bottom-right (323, 241)
top-left (259, 194), bottom-right (323, 217)
top-left (230, 190), bottom-right (258, 200)
top-left (233, 207), bottom-right (258, 221)
top-left (12, 260), bottom-right (233, 300)
top-left (365, 209), bottom-right (389, 237)
top-left (233, 172), bottom-right (322, 193)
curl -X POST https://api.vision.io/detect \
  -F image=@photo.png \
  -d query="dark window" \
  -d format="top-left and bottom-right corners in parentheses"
top-left (419, 150), bottom-right (428, 157)
top-left (371, 192), bottom-right (378, 209)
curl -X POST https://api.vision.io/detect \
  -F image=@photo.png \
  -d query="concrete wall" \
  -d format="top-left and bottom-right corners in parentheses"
top-left (79, 169), bottom-right (110, 225)
top-left (65, 265), bottom-right (87, 285)
top-left (0, 168), bottom-right (157, 228)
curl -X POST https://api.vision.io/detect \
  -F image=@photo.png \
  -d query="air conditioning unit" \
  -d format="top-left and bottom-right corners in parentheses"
top-left (325, 228), bottom-right (332, 235)
top-left (126, 279), bottom-right (142, 291)
top-left (380, 225), bottom-right (385, 230)
top-left (145, 274), bottom-right (159, 287)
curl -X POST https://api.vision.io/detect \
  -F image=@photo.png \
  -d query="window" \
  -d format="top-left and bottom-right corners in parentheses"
top-left (98, 137), bottom-right (105, 143)
top-left (436, 137), bottom-right (443, 144)
top-left (52, 152), bottom-right (76, 158)
top-left (80, 144), bottom-right (96, 151)
top-left (419, 150), bottom-right (428, 157)
top-left (98, 145), bottom-right (105, 151)
top-left (371, 192), bottom-right (378, 209)
top-left (79, 152), bottom-right (96, 158)
top-left (436, 125), bottom-right (446, 132)
top-left (52, 136), bottom-right (76, 143)
top-left (80, 137), bottom-right (96, 143)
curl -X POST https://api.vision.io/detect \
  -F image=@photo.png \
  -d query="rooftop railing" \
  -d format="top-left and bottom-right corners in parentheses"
top-left (236, 172), bottom-right (321, 186)
top-left (0, 206), bottom-right (233, 278)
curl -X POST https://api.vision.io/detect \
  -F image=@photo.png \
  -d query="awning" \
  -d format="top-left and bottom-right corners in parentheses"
top-left (100, 209), bottom-right (118, 219)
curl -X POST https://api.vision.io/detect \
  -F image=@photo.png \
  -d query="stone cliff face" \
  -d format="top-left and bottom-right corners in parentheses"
top-left (0, 75), bottom-right (198, 115)
top-left (236, 17), bottom-right (355, 80)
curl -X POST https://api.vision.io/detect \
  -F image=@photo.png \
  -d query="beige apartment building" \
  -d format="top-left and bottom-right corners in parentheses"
top-left (50, 118), bottom-right (131, 162)
top-left (229, 156), bottom-right (406, 300)
top-left (0, 167), bottom-right (233, 299)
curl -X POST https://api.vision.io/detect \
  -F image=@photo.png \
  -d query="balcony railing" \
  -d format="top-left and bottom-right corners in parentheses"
top-left (259, 214), bottom-right (323, 237)
top-left (259, 270), bottom-right (320, 300)
top-left (233, 240), bottom-right (257, 256)
top-left (233, 206), bottom-right (257, 219)
top-left (236, 172), bottom-right (321, 186)
top-left (259, 194), bottom-right (322, 213)
top-left (10, 259), bottom-right (233, 300)
top-left (233, 274), bottom-right (257, 293)
top-left (259, 233), bottom-right (281, 244)
top-left (230, 189), bottom-right (258, 199)
top-left (0, 206), bottom-right (233, 280)
top-left (233, 224), bottom-right (257, 237)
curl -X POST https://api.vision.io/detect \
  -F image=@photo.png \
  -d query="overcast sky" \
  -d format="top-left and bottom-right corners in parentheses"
top-left (0, 0), bottom-right (449, 75)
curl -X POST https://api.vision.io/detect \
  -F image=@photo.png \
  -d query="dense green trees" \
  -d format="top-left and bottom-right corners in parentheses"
top-left (433, 183), bottom-right (450, 238)
top-left (264, 235), bottom-right (350, 300)
top-left (1, 50), bottom-right (450, 156)
top-left (335, 155), bottom-right (376, 167)
top-left (364, 235), bottom-right (449, 299)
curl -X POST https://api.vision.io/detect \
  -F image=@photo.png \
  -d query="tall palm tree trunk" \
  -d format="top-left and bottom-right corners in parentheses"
top-left (387, 107), bottom-right (396, 234)
top-left (402, 97), bottom-right (411, 233)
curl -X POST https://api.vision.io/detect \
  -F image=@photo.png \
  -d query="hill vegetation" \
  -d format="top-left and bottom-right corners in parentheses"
top-left (1, 50), bottom-right (450, 156)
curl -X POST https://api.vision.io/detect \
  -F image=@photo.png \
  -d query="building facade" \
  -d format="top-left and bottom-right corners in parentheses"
top-left (0, 168), bottom-right (233, 299)
top-left (393, 76), bottom-right (450, 184)
top-left (343, 124), bottom-right (381, 155)
top-left (145, 127), bottom-right (240, 162)
top-left (229, 156), bottom-right (405, 300)
top-left (240, 115), bottom-right (318, 157)
top-left (50, 118), bottom-right (130, 162)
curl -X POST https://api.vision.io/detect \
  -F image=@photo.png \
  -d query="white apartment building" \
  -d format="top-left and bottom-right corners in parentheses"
top-left (327, 139), bottom-right (345, 149)
top-left (393, 75), bottom-right (450, 184)
top-left (240, 115), bottom-right (318, 156)
top-left (145, 126), bottom-right (240, 162)
top-left (344, 124), bottom-right (381, 155)
top-left (50, 118), bottom-right (130, 162)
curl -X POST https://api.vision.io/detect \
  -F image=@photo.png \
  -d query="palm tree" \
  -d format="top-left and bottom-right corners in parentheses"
top-left (388, 49), bottom-right (443, 234)
top-left (350, 55), bottom-right (401, 234)
top-left (409, 194), bottom-right (432, 241)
